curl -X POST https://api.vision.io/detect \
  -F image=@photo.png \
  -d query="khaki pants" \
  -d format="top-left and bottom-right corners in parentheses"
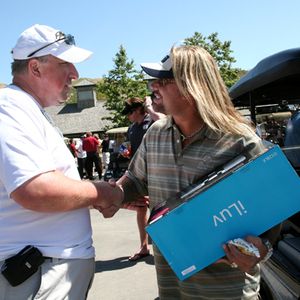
top-left (0, 257), bottom-right (95, 300)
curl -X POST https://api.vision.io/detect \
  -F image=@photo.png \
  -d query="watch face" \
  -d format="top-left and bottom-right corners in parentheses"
top-left (261, 239), bottom-right (273, 262)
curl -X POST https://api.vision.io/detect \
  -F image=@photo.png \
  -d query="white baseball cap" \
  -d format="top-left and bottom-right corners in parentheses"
top-left (11, 24), bottom-right (92, 63)
top-left (141, 54), bottom-right (174, 79)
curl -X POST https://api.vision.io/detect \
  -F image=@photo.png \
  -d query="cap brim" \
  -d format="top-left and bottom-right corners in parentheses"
top-left (41, 44), bottom-right (92, 63)
top-left (143, 73), bottom-right (157, 80)
top-left (141, 63), bottom-right (173, 79)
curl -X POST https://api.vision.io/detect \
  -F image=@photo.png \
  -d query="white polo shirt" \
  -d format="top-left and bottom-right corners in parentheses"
top-left (0, 85), bottom-right (94, 260)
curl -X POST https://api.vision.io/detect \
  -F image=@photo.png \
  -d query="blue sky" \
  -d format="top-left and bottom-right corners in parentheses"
top-left (1, 0), bottom-right (300, 84)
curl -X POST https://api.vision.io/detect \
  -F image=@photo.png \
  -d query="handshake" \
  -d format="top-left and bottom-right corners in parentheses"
top-left (92, 180), bottom-right (124, 218)
top-left (91, 178), bottom-right (149, 218)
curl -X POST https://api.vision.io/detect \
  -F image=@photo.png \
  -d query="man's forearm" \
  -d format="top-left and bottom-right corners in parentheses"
top-left (11, 170), bottom-right (123, 212)
top-left (117, 174), bottom-right (143, 204)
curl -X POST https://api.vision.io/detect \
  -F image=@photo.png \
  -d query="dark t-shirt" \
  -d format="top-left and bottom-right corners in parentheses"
top-left (101, 139), bottom-right (109, 152)
top-left (127, 114), bottom-right (153, 156)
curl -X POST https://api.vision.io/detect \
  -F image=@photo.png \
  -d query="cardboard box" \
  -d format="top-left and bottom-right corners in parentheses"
top-left (146, 145), bottom-right (300, 280)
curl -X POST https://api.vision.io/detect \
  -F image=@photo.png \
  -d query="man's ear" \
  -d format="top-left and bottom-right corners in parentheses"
top-left (28, 59), bottom-right (41, 78)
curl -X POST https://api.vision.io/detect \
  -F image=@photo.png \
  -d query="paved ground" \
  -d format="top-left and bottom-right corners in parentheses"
top-left (87, 209), bottom-right (159, 300)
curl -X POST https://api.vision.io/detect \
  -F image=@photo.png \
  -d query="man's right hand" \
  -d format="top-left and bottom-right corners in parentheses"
top-left (92, 181), bottom-right (124, 217)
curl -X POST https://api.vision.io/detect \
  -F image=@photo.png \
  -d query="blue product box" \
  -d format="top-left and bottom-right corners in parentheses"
top-left (146, 145), bottom-right (300, 281)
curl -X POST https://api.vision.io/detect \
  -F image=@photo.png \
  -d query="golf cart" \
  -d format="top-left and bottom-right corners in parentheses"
top-left (103, 126), bottom-right (129, 181)
top-left (229, 48), bottom-right (300, 299)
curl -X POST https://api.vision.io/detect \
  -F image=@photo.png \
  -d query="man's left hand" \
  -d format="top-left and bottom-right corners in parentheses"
top-left (221, 236), bottom-right (268, 272)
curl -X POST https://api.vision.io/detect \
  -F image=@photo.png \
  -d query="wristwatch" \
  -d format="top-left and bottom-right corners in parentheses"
top-left (260, 239), bottom-right (273, 262)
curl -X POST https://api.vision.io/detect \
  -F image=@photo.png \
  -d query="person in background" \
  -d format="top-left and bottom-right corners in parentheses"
top-left (76, 135), bottom-right (87, 179)
top-left (98, 45), bottom-right (280, 299)
top-left (101, 134), bottom-right (110, 170)
top-left (82, 132), bottom-right (102, 180)
top-left (108, 138), bottom-right (117, 153)
top-left (93, 133), bottom-right (103, 178)
top-left (121, 97), bottom-right (152, 261)
top-left (68, 138), bottom-right (78, 158)
top-left (0, 24), bottom-right (121, 300)
top-left (123, 97), bottom-right (153, 156)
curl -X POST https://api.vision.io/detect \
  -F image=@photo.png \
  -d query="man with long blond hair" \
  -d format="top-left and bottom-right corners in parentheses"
top-left (99, 45), bottom-right (279, 299)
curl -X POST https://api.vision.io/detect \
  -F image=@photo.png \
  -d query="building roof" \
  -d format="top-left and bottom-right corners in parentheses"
top-left (45, 100), bottom-right (112, 136)
top-left (73, 79), bottom-right (96, 88)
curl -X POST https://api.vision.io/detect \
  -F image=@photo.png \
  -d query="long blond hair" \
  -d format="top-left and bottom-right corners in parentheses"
top-left (171, 45), bottom-right (254, 136)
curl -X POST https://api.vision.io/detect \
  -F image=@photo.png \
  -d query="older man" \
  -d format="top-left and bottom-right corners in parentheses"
top-left (0, 24), bottom-right (121, 300)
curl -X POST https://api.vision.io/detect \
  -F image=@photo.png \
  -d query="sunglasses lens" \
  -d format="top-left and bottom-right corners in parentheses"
top-left (147, 80), bottom-right (154, 91)
top-left (65, 34), bottom-right (75, 45)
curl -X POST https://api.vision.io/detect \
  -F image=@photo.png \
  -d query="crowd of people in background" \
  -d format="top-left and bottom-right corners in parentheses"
top-left (65, 114), bottom-right (291, 182)
top-left (63, 89), bottom-right (168, 184)
top-left (66, 133), bottom-right (112, 181)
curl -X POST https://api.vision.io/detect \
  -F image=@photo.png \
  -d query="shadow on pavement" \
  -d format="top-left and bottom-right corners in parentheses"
top-left (95, 255), bottom-right (155, 273)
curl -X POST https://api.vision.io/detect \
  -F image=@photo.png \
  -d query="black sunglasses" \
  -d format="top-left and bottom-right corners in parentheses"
top-left (27, 31), bottom-right (75, 58)
top-left (147, 78), bottom-right (175, 92)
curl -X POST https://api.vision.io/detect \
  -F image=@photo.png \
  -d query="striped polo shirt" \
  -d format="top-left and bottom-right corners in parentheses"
top-left (127, 116), bottom-right (266, 299)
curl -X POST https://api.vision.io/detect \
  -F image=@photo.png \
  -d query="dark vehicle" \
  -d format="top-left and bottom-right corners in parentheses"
top-left (229, 48), bottom-right (300, 299)
top-left (229, 48), bottom-right (300, 121)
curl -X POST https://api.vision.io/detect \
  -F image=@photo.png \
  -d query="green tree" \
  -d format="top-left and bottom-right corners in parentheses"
top-left (184, 32), bottom-right (241, 87)
top-left (66, 87), bottom-right (77, 103)
top-left (97, 45), bottom-right (148, 128)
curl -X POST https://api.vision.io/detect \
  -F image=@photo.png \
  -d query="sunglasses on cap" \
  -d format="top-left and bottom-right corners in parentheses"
top-left (27, 31), bottom-right (75, 58)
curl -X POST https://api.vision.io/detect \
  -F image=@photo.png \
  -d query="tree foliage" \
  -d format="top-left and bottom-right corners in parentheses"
top-left (97, 45), bottom-right (148, 129)
top-left (184, 32), bottom-right (241, 87)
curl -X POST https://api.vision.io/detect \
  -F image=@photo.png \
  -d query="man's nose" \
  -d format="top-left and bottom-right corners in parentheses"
top-left (69, 63), bottom-right (79, 80)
